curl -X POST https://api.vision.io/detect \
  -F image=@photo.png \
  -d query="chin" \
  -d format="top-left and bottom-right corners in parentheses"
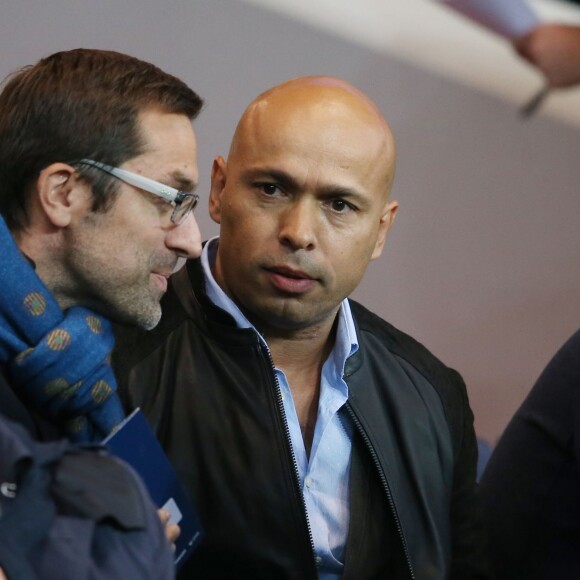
top-left (115, 302), bottom-right (162, 331)
top-left (137, 310), bottom-right (162, 331)
top-left (256, 310), bottom-right (315, 332)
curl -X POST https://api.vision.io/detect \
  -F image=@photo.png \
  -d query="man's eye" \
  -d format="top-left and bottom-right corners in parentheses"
top-left (258, 183), bottom-right (280, 196)
top-left (145, 190), bottom-right (173, 212)
top-left (329, 199), bottom-right (354, 213)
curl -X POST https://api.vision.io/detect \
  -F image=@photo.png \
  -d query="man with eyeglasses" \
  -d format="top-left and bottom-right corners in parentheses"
top-left (115, 76), bottom-right (488, 579)
top-left (0, 48), bottom-right (202, 578)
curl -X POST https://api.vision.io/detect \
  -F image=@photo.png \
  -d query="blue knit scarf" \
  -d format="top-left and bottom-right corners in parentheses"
top-left (0, 215), bottom-right (125, 442)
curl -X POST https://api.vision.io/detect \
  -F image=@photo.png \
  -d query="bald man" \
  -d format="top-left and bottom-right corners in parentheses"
top-left (114, 77), bottom-right (488, 579)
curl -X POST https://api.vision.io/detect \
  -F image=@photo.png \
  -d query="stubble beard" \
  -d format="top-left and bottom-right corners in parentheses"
top-left (82, 275), bottom-right (163, 330)
top-left (65, 255), bottom-right (165, 330)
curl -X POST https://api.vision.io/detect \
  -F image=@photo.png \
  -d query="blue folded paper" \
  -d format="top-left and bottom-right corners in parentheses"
top-left (103, 408), bottom-right (203, 568)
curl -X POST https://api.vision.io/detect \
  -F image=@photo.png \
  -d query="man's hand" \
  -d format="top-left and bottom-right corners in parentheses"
top-left (515, 24), bottom-right (580, 88)
top-left (158, 508), bottom-right (181, 550)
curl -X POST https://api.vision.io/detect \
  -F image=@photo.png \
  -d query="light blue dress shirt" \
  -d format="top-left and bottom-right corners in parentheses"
top-left (201, 238), bottom-right (358, 579)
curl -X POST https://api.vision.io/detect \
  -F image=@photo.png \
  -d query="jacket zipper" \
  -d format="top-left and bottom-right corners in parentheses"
top-left (259, 340), bottom-right (319, 579)
top-left (346, 404), bottom-right (416, 580)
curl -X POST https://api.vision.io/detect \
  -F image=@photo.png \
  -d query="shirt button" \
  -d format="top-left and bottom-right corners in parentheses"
top-left (315, 556), bottom-right (323, 566)
top-left (305, 476), bottom-right (313, 488)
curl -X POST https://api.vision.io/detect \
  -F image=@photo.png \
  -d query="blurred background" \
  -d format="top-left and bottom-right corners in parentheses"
top-left (2, 0), bottom-right (579, 442)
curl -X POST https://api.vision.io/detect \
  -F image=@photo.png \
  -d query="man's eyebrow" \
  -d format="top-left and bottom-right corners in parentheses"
top-left (317, 184), bottom-right (365, 201)
top-left (320, 185), bottom-right (372, 210)
top-left (245, 167), bottom-right (363, 196)
top-left (243, 167), bottom-right (299, 191)
top-left (165, 171), bottom-right (197, 193)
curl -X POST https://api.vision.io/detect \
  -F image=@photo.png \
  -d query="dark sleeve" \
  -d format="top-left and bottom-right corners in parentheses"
top-left (87, 456), bottom-right (176, 580)
top-left (479, 329), bottom-right (580, 580)
top-left (447, 369), bottom-right (490, 580)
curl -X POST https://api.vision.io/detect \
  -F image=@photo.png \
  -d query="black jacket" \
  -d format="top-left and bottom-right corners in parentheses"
top-left (114, 258), bottom-right (488, 580)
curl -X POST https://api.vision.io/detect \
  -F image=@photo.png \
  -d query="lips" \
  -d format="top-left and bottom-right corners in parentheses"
top-left (151, 272), bottom-right (169, 292)
top-left (266, 265), bottom-right (316, 294)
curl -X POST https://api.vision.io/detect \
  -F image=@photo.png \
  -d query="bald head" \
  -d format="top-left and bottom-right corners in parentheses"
top-left (229, 76), bottom-right (396, 196)
top-left (251, 75), bottom-right (390, 127)
top-left (209, 75), bottom-right (399, 334)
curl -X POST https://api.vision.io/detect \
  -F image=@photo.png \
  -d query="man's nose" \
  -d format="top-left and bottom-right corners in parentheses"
top-left (278, 199), bottom-right (317, 251)
top-left (165, 212), bottom-right (202, 259)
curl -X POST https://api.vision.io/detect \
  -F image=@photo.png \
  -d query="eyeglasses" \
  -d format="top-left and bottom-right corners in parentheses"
top-left (74, 159), bottom-right (199, 225)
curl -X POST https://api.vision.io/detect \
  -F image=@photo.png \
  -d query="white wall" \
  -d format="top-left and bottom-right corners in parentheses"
top-left (2, 0), bottom-right (579, 441)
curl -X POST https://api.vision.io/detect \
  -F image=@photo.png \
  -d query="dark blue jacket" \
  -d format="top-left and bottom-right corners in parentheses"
top-left (0, 371), bottom-right (175, 580)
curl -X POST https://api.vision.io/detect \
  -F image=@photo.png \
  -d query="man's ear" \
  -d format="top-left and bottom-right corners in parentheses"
top-left (36, 163), bottom-right (89, 228)
top-left (209, 156), bottom-right (227, 225)
top-left (371, 199), bottom-right (398, 260)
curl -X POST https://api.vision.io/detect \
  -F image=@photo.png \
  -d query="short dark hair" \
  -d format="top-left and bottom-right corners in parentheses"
top-left (0, 48), bottom-right (203, 231)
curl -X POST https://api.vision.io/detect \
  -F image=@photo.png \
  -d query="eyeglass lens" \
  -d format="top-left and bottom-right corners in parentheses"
top-left (172, 195), bottom-right (198, 225)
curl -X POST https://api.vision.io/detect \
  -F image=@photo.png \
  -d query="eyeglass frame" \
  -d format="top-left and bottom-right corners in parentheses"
top-left (72, 158), bottom-right (199, 225)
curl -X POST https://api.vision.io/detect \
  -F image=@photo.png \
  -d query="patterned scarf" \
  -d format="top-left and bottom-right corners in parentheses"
top-left (0, 215), bottom-right (125, 442)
